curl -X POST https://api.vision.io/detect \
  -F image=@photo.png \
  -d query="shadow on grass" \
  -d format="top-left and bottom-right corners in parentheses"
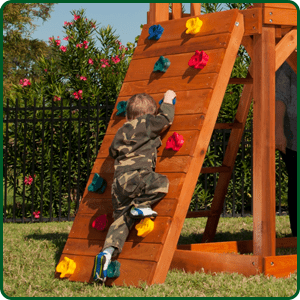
top-left (26, 232), bottom-right (68, 264)
top-left (178, 229), bottom-right (254, 245)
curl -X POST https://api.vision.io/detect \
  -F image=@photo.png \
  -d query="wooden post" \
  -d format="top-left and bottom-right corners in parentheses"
top-left (172, 3), bottom-right (182, 19)
top-left (190, 3), bottom-right (201, 16)
top-left (149, 3), bottom-right (169, 25)
top-left (252, 26), bottom-right (276, 257)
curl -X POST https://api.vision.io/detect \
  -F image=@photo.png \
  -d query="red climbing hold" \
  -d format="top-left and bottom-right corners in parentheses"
top-left (92, 214), bottom-right (108, 231)
top-left (188, 50), bottom-right (209, 69)
top-left (165, 132), bottom-right (184, 152)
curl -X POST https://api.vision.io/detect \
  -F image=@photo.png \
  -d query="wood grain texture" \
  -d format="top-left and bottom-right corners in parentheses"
top-left (264, 255), bottom-right (297, 278)
top-left (170, 250), bottom-right (263, 276)
top-left (139, 9), bottom-right (238, 46)
top-left (263, 7), bottom-right (297, 26)
top-left (124, 49), bottom-right (225, 82)
top-left (286, 50), bottom-right (297, 74)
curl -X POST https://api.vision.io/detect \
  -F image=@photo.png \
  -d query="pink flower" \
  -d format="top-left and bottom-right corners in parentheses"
top-left (33, 211), bottom-right (40, 219)
top-left (112, 55), bottom-right (120, 64)
top-left (55, 39), bottom-right (61, 46)
top-left (53, 96), bottom-right (61, 101)
top-left (60, 46), bottom-right (67, 52)
top-left (44, 69), bottom-right (47, 72)
top-left (24, 175), bottom-right (33, 185)
top-left (73, 90), bottom-right (83, 99)
top-left (101, 64), bottom-right (107, 68)
top-left (19, 79), bottom-right (31, 87)
top-left (48, 37), bottom-right (54, 41)
top-left (80, 76), bottom-right (87, 81)
top-left (64, 21), bottom-right (68, 26)
top-left (74, 14), bottom-right (80, 21)
top-left (91, 22), bottom-right (96, 28)
top-left (63, 36), bottom-right (70, 41)
top-left (88, 58), bottom-right (93, 65)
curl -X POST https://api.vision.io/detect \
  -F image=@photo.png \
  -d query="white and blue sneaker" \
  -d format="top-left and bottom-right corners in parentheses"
top-left (93, 252), bottom-right (111, 283)
top-left (129, 206), bottom-right (158, 219)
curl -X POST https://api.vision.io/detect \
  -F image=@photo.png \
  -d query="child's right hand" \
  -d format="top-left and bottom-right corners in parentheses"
top-left (163, 90), bottom-right (176, 104)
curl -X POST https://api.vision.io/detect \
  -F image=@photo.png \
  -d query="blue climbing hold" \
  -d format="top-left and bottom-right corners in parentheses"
top-left (88, 173), bottom-right (107, 194)
top-left (116, 101), bottom-right (127, 117)
top-left (159, 97), bottom-right (176, 105)
top-left (153, 56), bottom-right (171, 73)
top-left (148, 24), bottom-right (164, 40)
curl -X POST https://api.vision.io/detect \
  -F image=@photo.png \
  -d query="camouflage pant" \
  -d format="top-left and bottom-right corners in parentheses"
top-left (103, 169), bottom-right (169, 255)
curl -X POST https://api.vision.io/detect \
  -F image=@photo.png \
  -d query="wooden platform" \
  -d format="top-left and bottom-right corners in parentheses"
top-left (55, 8), bottom-right (244, 286)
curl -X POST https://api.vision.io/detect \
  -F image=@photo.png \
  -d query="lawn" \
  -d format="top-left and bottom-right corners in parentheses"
top-left (3, 216), bottom-right (297, 297)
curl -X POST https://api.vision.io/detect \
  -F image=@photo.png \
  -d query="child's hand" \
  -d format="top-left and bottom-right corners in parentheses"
top-left (163, 90), bottom-right (176, 104)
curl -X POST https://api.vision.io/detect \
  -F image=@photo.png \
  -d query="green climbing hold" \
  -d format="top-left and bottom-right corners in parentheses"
top-left (153, 56), bottom-right (171, 73)
top-left (88, 173), bottom-right (107, 194)
top-left (107, 260), bottom-right (121, 278)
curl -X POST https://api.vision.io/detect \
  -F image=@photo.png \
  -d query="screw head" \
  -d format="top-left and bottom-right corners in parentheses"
top-left (235, 22), bottom-right (239, 26)
top-left (269, 19), bottom-right (273, 23)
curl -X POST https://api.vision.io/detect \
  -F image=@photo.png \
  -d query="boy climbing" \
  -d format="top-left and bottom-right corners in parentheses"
top-left (93, 90), bottom-right (176, 283)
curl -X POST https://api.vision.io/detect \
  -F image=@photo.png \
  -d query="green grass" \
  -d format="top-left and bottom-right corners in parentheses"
top-left (3, 216), bottom-right (298, 297)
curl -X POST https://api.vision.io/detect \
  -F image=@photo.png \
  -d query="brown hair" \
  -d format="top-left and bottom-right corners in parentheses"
top-left (126, 93), bottom-right (157, 120)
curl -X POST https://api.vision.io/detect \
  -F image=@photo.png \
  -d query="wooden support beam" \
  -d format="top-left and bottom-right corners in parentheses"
top-left (229, 77), bottom-right (253, 84)
top-left (170, 249), bottom-right (263, 276)
top-left (275, 29), bottom-right (297, 70)
top-left (214, 122), bottom-right (243, 129)
top-left (263, 7), bottom-right (297, 26)
top-left (149, 3), bottom-right (169, 25)
top-left (252, 26), bottom-right (276, 257)
top-left (190, 3), bottom-right (201, 16)
top-left (202, 81), bottom-right (253, 243)
top-left (200, 166), bottom-right (231, 174)
top-left (171, 3), bottom-right (182, 20)
top-left (241, 8), bottom-right (262, 36)
top-left (186, 210), bottom-right (212, 218)
top-left (286, 50), bottom-right (297, 74)
top-left (264, 255), bottom-right (297, 278)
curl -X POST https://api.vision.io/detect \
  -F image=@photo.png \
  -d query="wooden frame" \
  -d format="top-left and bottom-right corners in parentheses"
top-left (56, 3), bottom-right (297, 286)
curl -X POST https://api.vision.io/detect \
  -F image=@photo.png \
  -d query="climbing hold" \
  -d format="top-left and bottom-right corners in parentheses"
top-left (56, 257), bottom-right (76, 278)
top-left (88, 173), bottom-right (107, 194)
top-left (107, 260), bottom-right (121, 278)
top-left (153, 56), bottom-right (171, 73)
top-left (135, 217), bottom-right (154, 237)
top-left (159, 97), bottom-right (176, 106)
top-left (188, 50), bottom-right (209, 70)
top-left (186, 17), bottom-right (203, 34)
top-left (165, 132), bottom-right (184, 152)
top-left (116, 101), bottom-right (127, 117)
top-left (148, 24), bottom-right (164, 40)
top-left (92, 214), bottom-right (108, 231)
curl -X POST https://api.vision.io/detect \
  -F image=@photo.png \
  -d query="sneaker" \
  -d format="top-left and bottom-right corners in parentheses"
top-left (129, 207), bottom-right (158, 219)
top-left (93, 252), bottom-right (108, 283)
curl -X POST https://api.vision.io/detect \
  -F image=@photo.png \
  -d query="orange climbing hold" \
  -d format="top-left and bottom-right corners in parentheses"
top-left (56, 257), bottom-right (76, 278)
top-left (135, 217), bottom-right (154, 237)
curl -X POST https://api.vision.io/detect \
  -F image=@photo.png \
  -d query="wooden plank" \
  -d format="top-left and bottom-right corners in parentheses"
top-left (115, 90), bottom-right (213, 117)
top-left (275, 29), bottom-right (297, 71)
top-left (78, 197), bottom-right (178, 218)
top-left (68, 214), bottom-right (172, 244)
top-left (263, 3), bottom-right (297, 10)
top-left (286, 50), bottom-right (297, 74)
top-left (214, 122), bottom-right (243, 129)
top-left (138, 9), bottom-right (239, 46)
top-left (91, 156), bottom-right (193, 176)
top-left (149, 12), bottom-right (245, 285)
top-left (186, 210), bottom-right (212, 218)
top-left (171, 3), bottom-right (182, 20)
top-left (120, 73), bottom-right (218, 96)
top-left (263, 7), bottom-right (297, 26)
top-left (62, 238), bottom-right (163, 262)
top-left (106, 114), bottom-right (205, 135)
top-left (241, 36), bottom-right (253, 58)
top-left (264, 255), bottom-right (297, 278)
top-left (190, 3), bottom-right (201, 16)
top-left (253, 26), bottom-right (276, 257)
top-left (170, 250), bottom-right (263, 276)
top-left (241, 8), bottom-right (262, 36)
top-left (200, 166), bottom-right (231, 174)
top-left (123, 49), bottom-right (225, 82)
top-left (149, 3), bottom-right (169, 25)
top-left (133, 33), bottom-right (232, 60)
top-left (228, 77), bottom-right (253, 84)
top-left (97, 131), bottom-right (200, 159)
top-left (55, 254), bottom-right (157, 286)
top-left (83, 173), bottom-right (186, 200)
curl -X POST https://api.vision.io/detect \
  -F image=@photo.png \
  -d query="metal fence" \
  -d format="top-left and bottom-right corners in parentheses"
top-left (3, 97), bottom-right (288, 223)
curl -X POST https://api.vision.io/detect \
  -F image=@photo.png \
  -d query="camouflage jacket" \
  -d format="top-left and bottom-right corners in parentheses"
top-left (109, 103), bottom-right (175, 177)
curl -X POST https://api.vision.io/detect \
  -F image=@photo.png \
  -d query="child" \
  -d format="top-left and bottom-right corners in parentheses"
top-left (93, 90), bottom-right (176, 283)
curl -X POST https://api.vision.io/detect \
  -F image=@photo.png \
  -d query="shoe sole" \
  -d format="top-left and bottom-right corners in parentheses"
top-left (93, 253), bottom-right (107, 283)
top-left (129, 212), bottom-right (158, 220)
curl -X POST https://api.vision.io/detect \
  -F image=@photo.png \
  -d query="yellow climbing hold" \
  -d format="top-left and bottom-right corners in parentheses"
top-left (135, 217), bottom-right (154, 237)
top-left (186, 17), bottom-right (203, 34)
top-left (56, 257), bottom-right (76, 278)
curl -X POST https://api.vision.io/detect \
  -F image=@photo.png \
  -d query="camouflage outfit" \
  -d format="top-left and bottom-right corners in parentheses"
top-left (103, 103), bottom-right (175, 255)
